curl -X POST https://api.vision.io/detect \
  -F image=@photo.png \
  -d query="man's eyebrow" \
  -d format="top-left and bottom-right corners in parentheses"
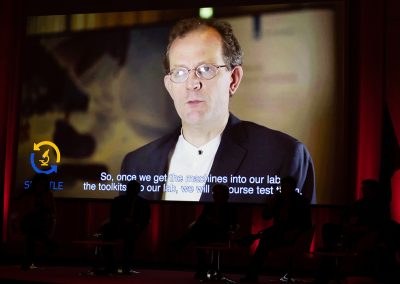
top-left (170, 64), bottom-right (190, 69)
top-left (171, 61), bottom-right (218, 69)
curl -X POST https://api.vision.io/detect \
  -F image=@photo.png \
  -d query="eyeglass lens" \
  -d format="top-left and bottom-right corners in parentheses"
top-left (170, 64), bottom-right (222, 83)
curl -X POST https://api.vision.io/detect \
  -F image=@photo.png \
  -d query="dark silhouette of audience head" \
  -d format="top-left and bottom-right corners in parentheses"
top-left (279, 176), bottom-right (298, 198)
top-left (29, 173), bottom-right (51, 194)
top-left (356, 178), bottom-right (391, 226)
top-left (212, 183), bottom-right (230, 204)
top-left (360, 179), bottom-right (380, 201)
top-left (126, 180), bottom-right (141, 198)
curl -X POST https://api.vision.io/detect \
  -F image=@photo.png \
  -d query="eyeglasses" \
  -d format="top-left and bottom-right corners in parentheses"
top-left (167, 63), bottom-right (228, 83)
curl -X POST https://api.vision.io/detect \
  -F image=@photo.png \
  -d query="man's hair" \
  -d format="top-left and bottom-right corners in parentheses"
top-left (163, 18), bottom-right (243, 73)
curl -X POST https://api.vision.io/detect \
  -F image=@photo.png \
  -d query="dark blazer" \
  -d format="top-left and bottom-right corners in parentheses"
top-left (121, 114), bottom-right (315, 203)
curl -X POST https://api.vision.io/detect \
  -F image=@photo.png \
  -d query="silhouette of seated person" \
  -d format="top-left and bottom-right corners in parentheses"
top-left (240, 176), bottom-right (312, 283)
top-left (100, 180), bottom-right (151, 274)
top-left (344, 179), bottom-right (391, 247)
top-left (312, 222), bottom-right (348, 284)
top-left (313, 180), bottom-right (400, 284)
top-left (173, 183), bottom-right (238, 279)
top-left (341, 179), bottom-right (400, 283)
top-left (19, 173), bottom-right (57, 270)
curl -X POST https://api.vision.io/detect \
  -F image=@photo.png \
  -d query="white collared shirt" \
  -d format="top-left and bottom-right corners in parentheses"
top-left (162, 133), bottom-right (222, 201)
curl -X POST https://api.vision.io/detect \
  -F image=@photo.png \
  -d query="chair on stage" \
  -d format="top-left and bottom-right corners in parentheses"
top-left (268, 225), bottom-right (316, 282)
top-left (194, 230), bottom-right (238, 284)
top-left (74, 232), bottom-right (123, 276)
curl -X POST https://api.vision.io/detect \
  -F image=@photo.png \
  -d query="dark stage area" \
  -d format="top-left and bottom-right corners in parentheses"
top-left (0, 265), bottom-right (316, 284)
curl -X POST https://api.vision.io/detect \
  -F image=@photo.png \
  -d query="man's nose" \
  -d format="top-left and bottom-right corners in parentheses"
top-left (186, 70), bottom-right (202, 90)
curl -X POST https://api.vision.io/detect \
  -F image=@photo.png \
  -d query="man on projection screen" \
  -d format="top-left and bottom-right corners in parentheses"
top-left (120, 18), bottom-right (315, 204)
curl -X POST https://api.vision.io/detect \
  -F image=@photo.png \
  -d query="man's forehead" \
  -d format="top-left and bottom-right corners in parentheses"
top-left (168, 27), bottom-right (224, 65)
top-left (172, 27), bottom-right (222, 46)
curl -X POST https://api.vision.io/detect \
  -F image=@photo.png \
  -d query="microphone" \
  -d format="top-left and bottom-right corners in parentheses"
top-left (198, 150), bottom-right (203, 155)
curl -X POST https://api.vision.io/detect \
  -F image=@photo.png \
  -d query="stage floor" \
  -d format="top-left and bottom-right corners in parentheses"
top-left (0, 265), bottom-right (315, 284)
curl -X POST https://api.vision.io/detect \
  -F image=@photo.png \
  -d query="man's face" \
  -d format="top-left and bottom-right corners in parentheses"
top-left (164, 27), bottom-right (239, 127)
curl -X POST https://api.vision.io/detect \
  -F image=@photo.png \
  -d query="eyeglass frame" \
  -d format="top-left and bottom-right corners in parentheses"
top-left (167, 63), bottom-right (229, 83)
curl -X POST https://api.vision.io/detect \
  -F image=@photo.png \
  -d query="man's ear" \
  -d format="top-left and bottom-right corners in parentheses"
top-left (164, 75), bottom-right (173, 98)
top-left (229, 65), bottom-right (243, 96)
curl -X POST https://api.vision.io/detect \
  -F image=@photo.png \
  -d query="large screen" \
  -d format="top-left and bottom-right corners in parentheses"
top-left (15, 3), bottom-right (348, 204)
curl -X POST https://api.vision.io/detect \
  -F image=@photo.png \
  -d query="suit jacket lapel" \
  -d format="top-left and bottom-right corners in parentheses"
top-left (207, 114), bottom-right (248, 191)
top-left (153, 129), bottom-right (180, 199)
top-left (157, 132), bottom-right (179, 174)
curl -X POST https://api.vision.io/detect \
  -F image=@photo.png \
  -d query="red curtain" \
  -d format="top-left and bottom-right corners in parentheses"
top-left (0, 0), bottom-right (23, 241)
top-left (355, 0), bottom-right (384, 199)
top-left (385, 0), bottom-right (400, 222)
top-left (355, 0), bottom-right (400, 221)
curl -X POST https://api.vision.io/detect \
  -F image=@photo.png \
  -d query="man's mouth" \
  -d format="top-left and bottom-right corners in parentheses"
top-left (187, 100), bottom-right (204, 106)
